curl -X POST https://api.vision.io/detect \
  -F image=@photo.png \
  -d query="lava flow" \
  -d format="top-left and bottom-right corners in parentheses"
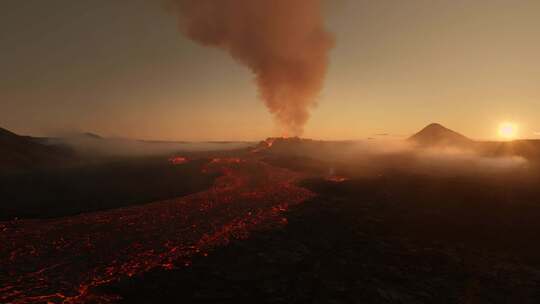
top-left (0, 158), bottom-right (315, 303)
top-left (168, 156), bottom-right (188, 165)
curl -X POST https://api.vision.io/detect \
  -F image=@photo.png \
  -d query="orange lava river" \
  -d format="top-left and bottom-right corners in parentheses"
top-left (0, 158), bottom-right (315, 303)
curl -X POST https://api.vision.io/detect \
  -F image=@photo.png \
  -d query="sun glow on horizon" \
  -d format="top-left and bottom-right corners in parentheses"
top-left (498, 122), bottom-right (518, 140)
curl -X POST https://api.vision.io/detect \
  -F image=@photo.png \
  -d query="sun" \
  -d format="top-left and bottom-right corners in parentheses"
top-left (498, 122), bottom-right (518, 140)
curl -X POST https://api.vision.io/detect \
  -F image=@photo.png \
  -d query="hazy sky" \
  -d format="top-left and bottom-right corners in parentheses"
top-left (1, 0), bottom-right (539, 141)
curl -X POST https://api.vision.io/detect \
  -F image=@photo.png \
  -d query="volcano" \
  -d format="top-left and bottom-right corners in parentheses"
top-left (409, 123), bottom-right (474, 148)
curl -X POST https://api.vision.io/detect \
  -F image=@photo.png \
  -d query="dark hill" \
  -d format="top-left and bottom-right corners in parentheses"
top-left (409, 123), bottom-right (474, 148)
top-left (0, 127), bottom-right (74, 172)
top-left (80, 132), bottom-right (103, 140)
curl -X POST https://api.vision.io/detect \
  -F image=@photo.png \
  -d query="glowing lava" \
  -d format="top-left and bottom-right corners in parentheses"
top-left (0, 158), bottom-right (314, 303)
top-left (325, 176), bottom-right (348, 183)
top-left (168, 156), bottom-right (188, 165)
top-left (251, 138), bottom-right (276, 153)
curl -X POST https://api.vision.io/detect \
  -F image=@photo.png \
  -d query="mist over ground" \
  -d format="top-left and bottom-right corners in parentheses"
top-left (43, 135), bottom-right (254, 157)
top-left (258, 137), bottom-right (533, 179)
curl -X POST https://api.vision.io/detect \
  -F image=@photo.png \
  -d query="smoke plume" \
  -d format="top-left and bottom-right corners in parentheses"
top-left (166, 0), bottom-right (334, 135)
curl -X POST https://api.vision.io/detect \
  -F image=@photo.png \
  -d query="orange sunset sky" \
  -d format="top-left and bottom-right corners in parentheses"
top-left (1, 0), bottom-right (539, 141)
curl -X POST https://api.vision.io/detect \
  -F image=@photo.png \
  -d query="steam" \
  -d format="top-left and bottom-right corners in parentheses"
top-left (45, 135), bottom-right (252, 157)
top-left (417, 146), bottom-right (528, 173)
top-left (262, 138), bottom-right (529, 177)
top-left (166, 0), bottom-right (334, 135)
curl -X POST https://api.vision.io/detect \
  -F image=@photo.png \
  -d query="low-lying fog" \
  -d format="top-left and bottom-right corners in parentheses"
top-left (262, 138), bottom-right (535, 179)
top-left (45, 134), bottom-right (538, 180)
top-left (45, 136), bottom-right (254, 157)
top-left (347, 140), bottom-right (528, 172)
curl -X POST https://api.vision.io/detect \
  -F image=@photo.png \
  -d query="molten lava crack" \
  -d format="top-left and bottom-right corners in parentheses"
top-left (0, 158), bottom-right (314, 303)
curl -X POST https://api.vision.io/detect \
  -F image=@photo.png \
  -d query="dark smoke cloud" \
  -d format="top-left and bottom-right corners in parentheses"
top-left (166, 0), bottom-right (334, 135)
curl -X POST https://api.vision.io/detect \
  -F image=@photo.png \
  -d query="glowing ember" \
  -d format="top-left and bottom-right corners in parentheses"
top-left (169, 156), bottom-right (188, 165)
top-left (0, 158), bottom-right (314, 303)
top-left (210, 157), bottom-right (242, 164)
top-left (251, 138), bottom-right (277, 153)
top-left (326, 176), bottom-right (348, 183)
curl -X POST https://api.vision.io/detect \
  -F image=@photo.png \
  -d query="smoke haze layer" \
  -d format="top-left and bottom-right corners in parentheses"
top-left (166, 0), bottom-right (334, 135)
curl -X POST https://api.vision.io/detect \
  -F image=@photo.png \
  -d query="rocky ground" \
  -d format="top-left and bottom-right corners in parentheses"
top-left (97, 177), bottom-right (540, 303)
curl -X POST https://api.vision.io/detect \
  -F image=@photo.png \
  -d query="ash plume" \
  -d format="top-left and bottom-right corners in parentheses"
top-left (166, 0), bottom-right (334, 135)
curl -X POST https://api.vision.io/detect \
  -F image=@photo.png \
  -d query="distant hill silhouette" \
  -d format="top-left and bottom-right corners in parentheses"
top-left (409, 123), bottom-right (540, 160)
top-left (0, 127), bottom-right (74, 172)
top-left (78, 132), bottom-right (103, 140)
top-left (409, 123), bottom-right (474, 148)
